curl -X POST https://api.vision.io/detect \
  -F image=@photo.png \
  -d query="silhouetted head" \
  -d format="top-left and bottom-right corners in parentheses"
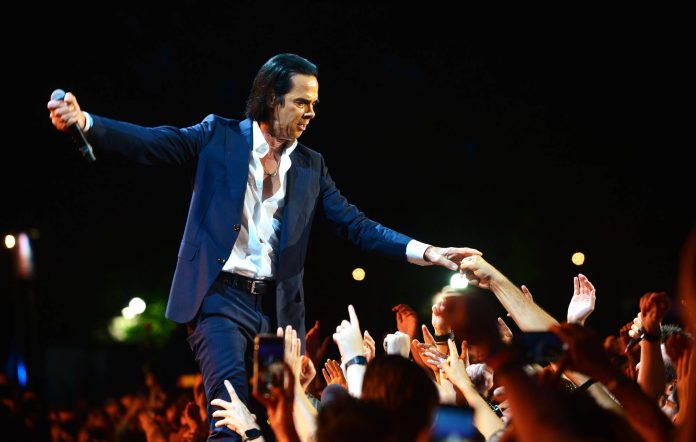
top-left (361, 355), bottom-right (438, 441)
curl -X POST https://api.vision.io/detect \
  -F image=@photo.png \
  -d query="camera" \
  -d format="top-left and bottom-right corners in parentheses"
top-left (253, 334), bottom-right (285, 398)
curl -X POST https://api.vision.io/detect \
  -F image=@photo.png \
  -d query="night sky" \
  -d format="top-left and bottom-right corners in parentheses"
top-left (3, 3), bottom-right (693, 400)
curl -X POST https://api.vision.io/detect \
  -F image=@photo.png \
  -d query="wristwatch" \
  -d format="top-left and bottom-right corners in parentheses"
top-left (344, 355), bottom-right (368, 369)
top-left (242, 428), bottom-right (263, 441)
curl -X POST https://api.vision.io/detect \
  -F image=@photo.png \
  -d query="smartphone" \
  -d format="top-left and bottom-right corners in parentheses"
top-left (253, 334), bottom-right (285, 398)
top-left (513, 331), bottom-right (566, 363)
top-left (431, 405), bottom-right (477, 442)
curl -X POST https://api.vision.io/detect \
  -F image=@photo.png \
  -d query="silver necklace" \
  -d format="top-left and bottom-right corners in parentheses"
top-left (263, 153), bottom-right (280, 177)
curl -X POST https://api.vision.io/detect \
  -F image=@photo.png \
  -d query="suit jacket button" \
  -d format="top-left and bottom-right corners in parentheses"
top-left (233, 224), bottom-right (241, 232)
top-left (217, 258), bottom-right (226, 265)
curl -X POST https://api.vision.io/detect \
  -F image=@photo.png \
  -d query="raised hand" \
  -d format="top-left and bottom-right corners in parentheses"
top-left (414, 325), bottom-right (442, 379)
top-left (383, 331), bottom-right (411, 357)
top-left (425, 246), bottom-right (483, 271)
top-left (639, 292), bottom-right (672, 334)
top-left (277, 326), bottom-right (302, 381)
top-left (211, 380), bottom-right (260, 437)
top-left (299, 355), bottom-right (316, 392)
top-left (333, 305), bottom-right (363, 362)
top-left (392, 304), bottom-right (419, 340)
top-left (567, 274), bottom-right (596, 325)
top-left (433, 339), bottom-right (472, 391)
top-left (322, 359), bottom-right (347, 388)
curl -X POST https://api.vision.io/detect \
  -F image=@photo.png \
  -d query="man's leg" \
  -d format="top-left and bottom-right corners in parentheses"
top-left (187, 277), bottom-right (272, 441)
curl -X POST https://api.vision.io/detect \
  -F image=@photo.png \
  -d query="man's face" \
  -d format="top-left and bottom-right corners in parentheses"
top-left (270, 74), bottom-right (318, 141)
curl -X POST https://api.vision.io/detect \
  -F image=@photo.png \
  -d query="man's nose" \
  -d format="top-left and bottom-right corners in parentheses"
top-left (304, 104), bottom-right (316, 119)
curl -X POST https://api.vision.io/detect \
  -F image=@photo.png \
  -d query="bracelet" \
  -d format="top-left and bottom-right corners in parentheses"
top-left (433, 331), bottom-right (454, 344)
top-left (642, 330), bottom-right (661, 342)
top-left (345, 355), bottom-right (367, 369)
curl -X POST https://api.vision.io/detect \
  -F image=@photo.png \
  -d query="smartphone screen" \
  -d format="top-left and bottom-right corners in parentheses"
top-left (431, 405), bottom-right (477, 442)
top-left (513, 331), bottom-right (566, 363)
top-left (253, 334), bottom-right (285, 398)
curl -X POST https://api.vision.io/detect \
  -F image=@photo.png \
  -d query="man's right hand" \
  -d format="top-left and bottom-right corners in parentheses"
top-left (47, 91), bottom-right (86, 132)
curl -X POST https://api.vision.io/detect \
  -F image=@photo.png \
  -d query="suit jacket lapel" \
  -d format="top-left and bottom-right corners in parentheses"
top-left (278, 146), bottom-right (310, 255)
top-left (225, 119), bottom-right (253, 197)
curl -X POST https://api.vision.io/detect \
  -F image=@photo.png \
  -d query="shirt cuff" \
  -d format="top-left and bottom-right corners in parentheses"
top-left (406, 240), bottom-right (432, 266)
top-left (83, 112), bottom-right (93, 132)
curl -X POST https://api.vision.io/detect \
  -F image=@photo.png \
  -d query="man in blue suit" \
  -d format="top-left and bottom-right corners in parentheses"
top-left (48, 54), bottom-right (481, 440)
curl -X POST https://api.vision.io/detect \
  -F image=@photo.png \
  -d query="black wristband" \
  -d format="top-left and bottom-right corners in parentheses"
top-left (643, 330), bottom-right (661, 342)
top-left (433, 331), bottom-right (454, 343)
top-left (345, 355), bottom-right (367, 369)
top-left (243, 428), bottom-right (262, 441)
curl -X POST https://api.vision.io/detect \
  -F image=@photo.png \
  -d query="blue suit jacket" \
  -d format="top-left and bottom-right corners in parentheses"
top-left (86, 115), bottom-right (412, 336)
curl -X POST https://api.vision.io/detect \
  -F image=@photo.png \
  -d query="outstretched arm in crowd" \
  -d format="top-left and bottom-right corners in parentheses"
top-left (431, 339), bottom-right (504, 439)
top-left (333, 305), bottom-right (367, 397)
top-left (630, 292), bottom-right (671, 402)
top-left (459, 255), bottom-right (557, 331)
top-left (277, 326), bottom-right (317, 442)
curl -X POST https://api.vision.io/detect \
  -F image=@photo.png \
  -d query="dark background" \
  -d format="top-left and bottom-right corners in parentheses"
top-left (2, 3), bottom-right (693, 403)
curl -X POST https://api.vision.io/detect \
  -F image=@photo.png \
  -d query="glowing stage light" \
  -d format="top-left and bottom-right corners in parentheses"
top-left (129, 297), bottom-right (147, 315)
top-left (449, 273), bottom-right (469, 289)
top-left (571, 252), bottom-right (585, 266)
top-left (121, 306), bottom-right (137, 320)
top-left (4, 234), bottom-right (15, 249)
top-left (352, 267), bottom-right (366, 281)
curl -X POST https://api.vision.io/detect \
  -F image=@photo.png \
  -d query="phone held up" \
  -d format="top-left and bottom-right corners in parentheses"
top-left (253, 334), bottom-right (285, 398)
top-left (513, 331), bottom-right (566, 364)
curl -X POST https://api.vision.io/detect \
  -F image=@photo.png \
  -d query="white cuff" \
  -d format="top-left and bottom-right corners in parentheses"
top-left (83, 112), bottom-right (93, 132)
top-left (406, 239), bottom-right (431, 266)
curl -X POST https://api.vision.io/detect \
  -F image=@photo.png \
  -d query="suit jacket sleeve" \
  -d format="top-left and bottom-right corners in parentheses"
top-left (317, 154), bottom-right (412, 261)
top-left (86, 114), bottom-right (218, 165)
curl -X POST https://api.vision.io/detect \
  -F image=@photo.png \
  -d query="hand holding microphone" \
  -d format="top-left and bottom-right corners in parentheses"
top-left (624, 321), bottom-right (660, 353)
top-left (47, 89), bottom-right (96, 162)
top-left (623, 292), bottom-right (671, 353)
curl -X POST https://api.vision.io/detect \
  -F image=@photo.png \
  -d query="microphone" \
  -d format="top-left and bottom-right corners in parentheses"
top-left (624, 328), bottom-right (656, 354)
top-left (51, 89), bottom-right (96, 162)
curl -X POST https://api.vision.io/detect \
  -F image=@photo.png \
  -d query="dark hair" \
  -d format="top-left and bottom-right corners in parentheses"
top-left (245, 53), bottom-right (318, 122)
top-left (316, 394), bottom-right (392, 442)
top-left (361, 355), bottom-right (439, 440)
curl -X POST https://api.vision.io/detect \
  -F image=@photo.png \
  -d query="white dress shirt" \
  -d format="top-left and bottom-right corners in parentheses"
top-left (221, 121), bottom-right (432, 279)
top-left (222, 121), bottom-right (296, 278)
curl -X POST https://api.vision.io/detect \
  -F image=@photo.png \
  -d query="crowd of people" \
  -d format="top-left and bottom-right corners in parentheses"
top-left (3, 225), bottom-right (695, 441)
